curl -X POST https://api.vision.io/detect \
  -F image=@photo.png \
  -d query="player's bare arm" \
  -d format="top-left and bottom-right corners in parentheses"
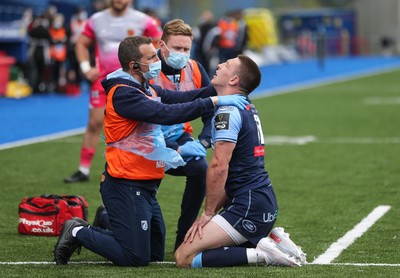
top-left (184, 141), bottom-right (234, 242)
top-left (75, 35), bottom-right (100, 82)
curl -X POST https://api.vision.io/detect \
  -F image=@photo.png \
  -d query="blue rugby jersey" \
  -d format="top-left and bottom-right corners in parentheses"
top-left (212, 102), bottom-right (271, 196)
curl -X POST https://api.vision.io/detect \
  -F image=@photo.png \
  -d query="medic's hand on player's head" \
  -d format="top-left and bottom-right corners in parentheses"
top-left (217, 94), bottom-right (248, 110)
top-left (179, 140), bottom-right (207, 158)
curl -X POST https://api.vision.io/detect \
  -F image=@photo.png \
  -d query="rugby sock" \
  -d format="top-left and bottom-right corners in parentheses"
top-left (192, 253), bottom-right (202, 268)
top-left (192, 247), bottom-right (248, 268)
top-left (79, 147), bottom-right (96, 174)
top-left (246, 248), bottom-right (266, 264)
top-left (78, 166), bottom-right (90, 176)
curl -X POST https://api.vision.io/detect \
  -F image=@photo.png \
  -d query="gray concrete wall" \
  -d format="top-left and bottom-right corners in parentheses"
top-left (352, 0), bottom-right (400, 54)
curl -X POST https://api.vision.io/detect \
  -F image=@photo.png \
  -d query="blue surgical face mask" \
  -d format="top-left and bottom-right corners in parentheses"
top-left (163, 43), bottom-right (190, 70)
top-left (138, 60), bottom-right (162, 80)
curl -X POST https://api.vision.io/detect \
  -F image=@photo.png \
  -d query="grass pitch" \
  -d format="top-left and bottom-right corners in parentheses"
top-left (1, 69), bottom-right (399, 277)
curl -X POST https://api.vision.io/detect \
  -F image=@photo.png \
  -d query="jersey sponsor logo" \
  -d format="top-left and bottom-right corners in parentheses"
top-left (156, 161), bottom-right (165, 168)
top-left (141, 220), bottom-right (148, 231)
top-left (242, 219), bottom-right (257, 233)
top-left (219, 106), bottom-right (234, 111)
top-left (254, 146), bottom-right (265, 157)
top-left (214, 113), bottom-right (230, 130)
top-left (91, 90), bottom-right (99, 99)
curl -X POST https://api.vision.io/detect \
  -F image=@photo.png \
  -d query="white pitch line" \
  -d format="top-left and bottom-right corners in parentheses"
top-left (1, 261), bottom-right (400, 267)
top-left (364, 97), bottom-right (400, 105)
top-left (328, 263), bottom-right (400, 267)
top-left (322, 137), bottom-right (400, 144)
top-left (2, 66), bottom-right (399, 151)
top-left (265, 135), bottom-right (317, 145)
top-left (313, 205), bottom-right (391, 265)
top-left (3, 133), bottom-right (399, 151)
top-left (252, 64), bottom-right (400, 100)
top-left (265, 135), bottom-right (400, 145)
top-left (0, 261), bottom-right (109, 265)
top-left (0, 128), bottom-right (86, 150)
top-left (0, 261), bottom-right (175, 265)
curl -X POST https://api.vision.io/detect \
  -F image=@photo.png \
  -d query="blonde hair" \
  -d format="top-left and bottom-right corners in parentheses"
top-left (161, 19), bottom-right (193, 43)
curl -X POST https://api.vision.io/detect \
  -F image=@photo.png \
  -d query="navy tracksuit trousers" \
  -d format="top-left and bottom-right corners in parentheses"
top-left (75, 172), bottom-right (165, 266)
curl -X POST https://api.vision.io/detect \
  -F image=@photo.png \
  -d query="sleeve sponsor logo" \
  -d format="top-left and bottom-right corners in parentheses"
top-left (254, 146), bottom-right (265, 157)
top-left (214, 113), bottom-right (230, 130)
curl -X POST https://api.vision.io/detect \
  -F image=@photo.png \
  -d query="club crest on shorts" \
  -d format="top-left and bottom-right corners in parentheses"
top-left (242, 219), bottom-right (257, 233)
top-left (141, 220), bottom-right (148, 231)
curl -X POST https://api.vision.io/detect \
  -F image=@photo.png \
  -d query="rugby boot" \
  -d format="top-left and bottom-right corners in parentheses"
top-left (256, 237), bottom-right (301, 267)
top-left (268, 227), bottom-right (307, 265)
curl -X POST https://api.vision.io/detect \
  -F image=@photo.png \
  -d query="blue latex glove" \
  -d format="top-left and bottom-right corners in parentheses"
top-left (179, 140), bottom-right (206, 158)
top-left (217, 95), bottom-right (248, 110)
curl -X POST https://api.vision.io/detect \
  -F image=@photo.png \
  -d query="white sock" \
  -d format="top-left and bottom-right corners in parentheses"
top-left (78, 166), bottom-right (90, 176)
top-left (72, 226), bottom-right (84, 237)
top-left (246, 248), bottom-right (265, 264)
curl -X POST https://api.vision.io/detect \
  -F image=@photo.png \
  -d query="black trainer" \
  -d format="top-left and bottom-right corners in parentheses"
top-left (63, 170), bottom-right (89, 183)
top-left (54, 218), bottom-right (88, 265)
top-left (70, 217), bottom-right (89, 227)
top-left (69, 217), bottom-right (89, 255)
top-left (92, 205), bottom-right (112, 230)
top-left (92, 205), bottom-right (105, 228)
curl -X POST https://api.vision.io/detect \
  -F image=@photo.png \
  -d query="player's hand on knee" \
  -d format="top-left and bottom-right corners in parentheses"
top-left (184, 211), bottom-right (213, 243)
